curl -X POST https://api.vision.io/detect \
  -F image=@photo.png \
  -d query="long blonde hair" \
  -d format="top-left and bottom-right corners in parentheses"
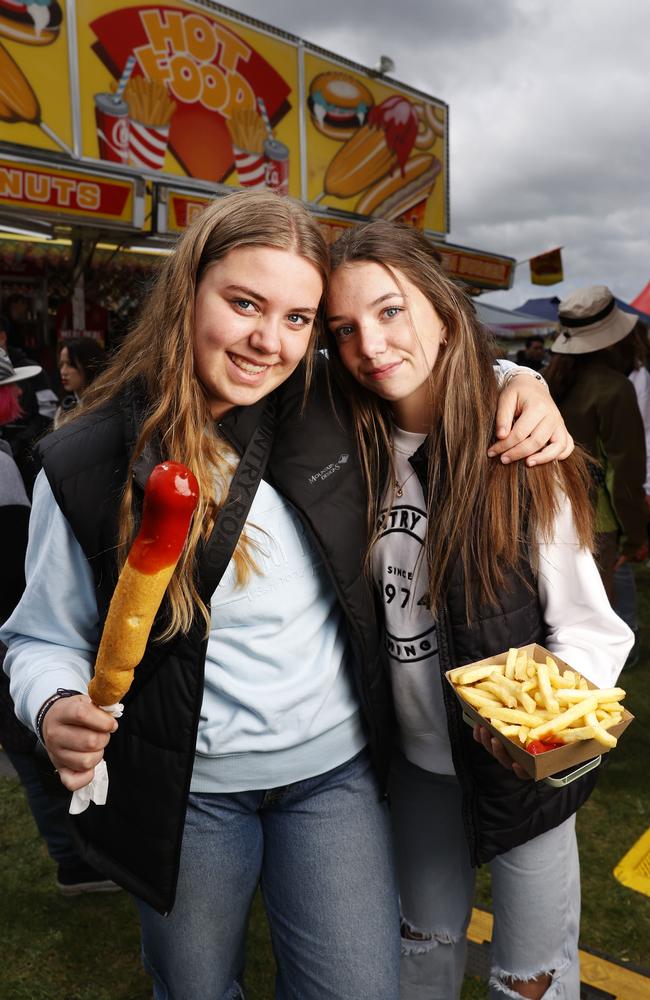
top-left (327, 221), bottom-right (594, 617)
top-left (79, 191), bottom-right (330, 638)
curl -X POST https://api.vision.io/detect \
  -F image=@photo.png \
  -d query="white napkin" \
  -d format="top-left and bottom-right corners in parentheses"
top-left (69, 703), bottom-right (124, 815)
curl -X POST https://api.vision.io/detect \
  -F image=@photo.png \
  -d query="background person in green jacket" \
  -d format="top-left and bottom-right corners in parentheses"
top-left (545, 286), bottom-right (648, 600)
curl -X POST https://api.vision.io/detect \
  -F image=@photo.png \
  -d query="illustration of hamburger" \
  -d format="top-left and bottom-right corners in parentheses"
top-left (323, 95), bottom-right (419, 199)
top-left (0, 0), bottom-right (62, 45)
top-left (308, 71), bottom-right (374, 141)
top-left (355, 153), bottom-right (442, 222)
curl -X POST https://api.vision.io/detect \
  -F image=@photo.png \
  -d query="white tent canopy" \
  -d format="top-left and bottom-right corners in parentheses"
top-left (474, 302), bottom-right (557, 339)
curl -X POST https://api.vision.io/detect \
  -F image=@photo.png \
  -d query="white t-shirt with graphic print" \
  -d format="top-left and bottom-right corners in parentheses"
top-left (374, 425), bottom-right (633, 776)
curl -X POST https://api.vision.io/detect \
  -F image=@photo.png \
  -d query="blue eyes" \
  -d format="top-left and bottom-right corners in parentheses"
top-left (332, 305), bottom-right (404, 340)
top-left (231, 300), bottom-right (311, 327)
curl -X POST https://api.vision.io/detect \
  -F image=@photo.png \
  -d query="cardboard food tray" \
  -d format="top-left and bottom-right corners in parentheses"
top-left (445, 642), bottom-right (634, 782)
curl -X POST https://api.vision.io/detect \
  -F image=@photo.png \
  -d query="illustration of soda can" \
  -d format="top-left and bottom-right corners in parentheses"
top-left (264, 138), bottom-right (289, 195)
top-left (129, 120), bottom-right (170, 171)
top-left (94, 93), bottom-right (129, 164)
top-left (233, 148), bottom-right (267, 189)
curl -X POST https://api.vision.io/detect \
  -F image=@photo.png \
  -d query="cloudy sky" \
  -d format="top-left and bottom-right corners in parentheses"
top-left (230, 0), bottom-right (650, 312)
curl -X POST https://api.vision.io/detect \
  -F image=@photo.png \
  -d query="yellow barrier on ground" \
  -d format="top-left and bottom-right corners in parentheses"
top-left (614, 827), bottom-right (650, 899)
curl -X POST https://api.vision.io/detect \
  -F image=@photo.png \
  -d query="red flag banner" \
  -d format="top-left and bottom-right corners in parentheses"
top-left (529, 247), bottom-right (563, 286)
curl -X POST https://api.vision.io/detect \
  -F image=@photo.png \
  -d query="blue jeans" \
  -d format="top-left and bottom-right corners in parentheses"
top-left (390, 754), bottom-right (580, 999)
top-left (5, 746), bottom-right (79, 866)
top-left (137, 749), bottom-right (400, 1000)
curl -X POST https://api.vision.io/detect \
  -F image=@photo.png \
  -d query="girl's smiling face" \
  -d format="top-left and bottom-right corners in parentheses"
top-left (327, 261), bottom-right (446, 431)
top-left (193, 245), bottom-right (324, 419)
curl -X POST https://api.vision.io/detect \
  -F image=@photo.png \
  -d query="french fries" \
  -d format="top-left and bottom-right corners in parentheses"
top-left (226, 108), bottom-right (267, 153)
top-left (450, 648), bottom-right (626, 753)
top-left (119, 77), bottom-right (175, 127)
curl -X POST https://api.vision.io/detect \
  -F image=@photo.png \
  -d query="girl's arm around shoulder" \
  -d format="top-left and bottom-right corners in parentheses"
top-left (490, 360), bottom-right (574, 466)
top-left (537, 491), bottom-right (634, 688)
top-left (0, 470), bottom-right (99, 733)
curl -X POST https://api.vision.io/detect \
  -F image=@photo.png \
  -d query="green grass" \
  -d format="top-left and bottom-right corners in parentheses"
top-left (2, 570), bottom-right (649, 997)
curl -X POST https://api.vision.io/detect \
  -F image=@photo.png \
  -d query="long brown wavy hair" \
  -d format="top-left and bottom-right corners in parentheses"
top-left (326, 221), bottom-right (594, 617)
top-left (78, 191), bottom-right (330, 638)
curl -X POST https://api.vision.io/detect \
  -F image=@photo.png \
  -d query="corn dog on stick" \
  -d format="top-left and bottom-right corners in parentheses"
top-left (88, 462), bottom-right (199, 707)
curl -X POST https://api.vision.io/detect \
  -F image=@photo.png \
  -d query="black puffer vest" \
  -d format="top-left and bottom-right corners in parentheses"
top-left (39, 359), bottom-right (394, 914)
top-left (409, 443), bottom-right (599, 866)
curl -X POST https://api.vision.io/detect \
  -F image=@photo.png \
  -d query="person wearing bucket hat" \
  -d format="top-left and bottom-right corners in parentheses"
top-left (0, 348), bottom-right (40, 617)
top-left (546, 286), bottom-right (648, 598)
top-left (0, 344), bottom-right (42, 387)
top-left (0, 320), bottom-right (57, 497)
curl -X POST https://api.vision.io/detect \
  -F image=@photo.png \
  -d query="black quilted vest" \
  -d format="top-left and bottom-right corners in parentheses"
top-left (38, 360), bottom-right (394, 914)
top-left (409, 442), bottom-right (599, 866)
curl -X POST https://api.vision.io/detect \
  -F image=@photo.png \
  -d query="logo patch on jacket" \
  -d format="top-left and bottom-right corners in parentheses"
top-left (308, 454), bottom-right (349, 485)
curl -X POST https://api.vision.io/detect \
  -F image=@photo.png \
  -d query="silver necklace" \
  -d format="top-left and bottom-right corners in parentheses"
top-left (394, 469), bottom-right (417, 497)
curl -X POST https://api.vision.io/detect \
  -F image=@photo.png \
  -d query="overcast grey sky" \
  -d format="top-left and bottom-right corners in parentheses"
top-left (228, 0), bottom-right (650, 311)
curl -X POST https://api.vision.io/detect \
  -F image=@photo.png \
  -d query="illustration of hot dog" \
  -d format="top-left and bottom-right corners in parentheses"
top-left (355, 153), bottom-right (442, 221)
top-left (88, 462), bottom-right (199, 708)
top-left (323, 95), bottom-right (419, 199)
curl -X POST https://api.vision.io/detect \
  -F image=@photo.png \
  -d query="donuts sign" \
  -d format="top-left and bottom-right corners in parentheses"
top-left (83, 2), bottom-right (296, 186)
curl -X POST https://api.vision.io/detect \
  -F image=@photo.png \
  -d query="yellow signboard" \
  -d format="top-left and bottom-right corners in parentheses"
top-left (0, 0), bottom-right (73, 156)
top-left (0, 3), bottom-right (450, 237)
top-left (0, 155), bottom-right (142, 226)
top-left (75, 1), bottom-right (300, 195)
top-left (304, 51), bottom-right (447, 234)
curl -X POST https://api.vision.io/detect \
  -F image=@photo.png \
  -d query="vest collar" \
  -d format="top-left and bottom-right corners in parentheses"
top-left (122, 381), bottom-right (273, 492)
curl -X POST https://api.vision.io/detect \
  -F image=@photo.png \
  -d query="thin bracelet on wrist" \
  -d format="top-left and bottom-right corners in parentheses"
top-left (36, 688), bottom-right (83, 744)
top-left (503, 369), bottom-right (545, 388)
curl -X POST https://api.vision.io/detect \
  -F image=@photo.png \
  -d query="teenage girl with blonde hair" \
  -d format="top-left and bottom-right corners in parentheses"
top-left (326, 220), bottom-right (632, 1000)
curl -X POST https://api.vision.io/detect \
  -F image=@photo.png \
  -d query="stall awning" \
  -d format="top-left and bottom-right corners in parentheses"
top-left (475, 301), bottom-right (557, 338)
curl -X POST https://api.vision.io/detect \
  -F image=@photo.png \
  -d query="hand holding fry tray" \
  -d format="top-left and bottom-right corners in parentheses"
top-left (71, 462), bottom-right (199, 814)
top-left (446, 643), bottom-right (633, 782)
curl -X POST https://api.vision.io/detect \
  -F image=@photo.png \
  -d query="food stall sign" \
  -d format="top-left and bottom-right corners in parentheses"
top-left (435, 244), bottom-right (515, 291)
top-left (0, 0), bottom-right (75, 157)
top-left (77, 2), bottom-right (448, 233)
top-left (0, 2), bottom-right (450, 235)
top-left (304, 48), bottom-right (448, 235)
top-left (155, 184), bottom-right (218, 233)
top-left (0, 154), bottom-right (145, 228)
top-left (77, 1), bottom-right (301, 196)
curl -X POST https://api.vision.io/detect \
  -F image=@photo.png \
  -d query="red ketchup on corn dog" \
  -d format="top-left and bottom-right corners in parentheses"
top-left (88, 462), bottom-right (199, 708)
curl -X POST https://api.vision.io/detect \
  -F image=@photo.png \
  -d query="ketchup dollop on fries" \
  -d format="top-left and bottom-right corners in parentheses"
top-left (448, 648), bottom-right (626, 753)
top-left (526, 740), bottom-right (565, 755)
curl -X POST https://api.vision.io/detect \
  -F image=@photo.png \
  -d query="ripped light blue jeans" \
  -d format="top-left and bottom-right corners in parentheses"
top-left (389, 753), bottom-right (580, 999)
